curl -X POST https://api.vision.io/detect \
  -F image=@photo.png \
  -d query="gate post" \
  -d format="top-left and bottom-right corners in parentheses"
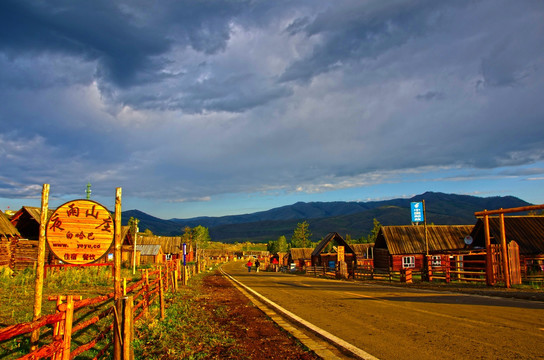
top-left (122, 296), bottom-right (134, 360)
top-left (61, 296), bottom-right (75, 360)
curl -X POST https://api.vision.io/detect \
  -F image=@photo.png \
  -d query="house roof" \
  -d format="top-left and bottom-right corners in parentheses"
top-left (289, 247), bottom-right (314, 260)
top-left (11, 206), bottom-right (54, 222)
top-left (350, 243), bottom-right (374, 256)
top-left (136, 244), bottom-right (162, 256)
top-left (311, 232), bottom-right (355, 257)
top-left (137, 236), bottom-right (183, 254)
top-left (471, 216), bottom-right (544, 255)
top-left (375, 225), bottom-right (473, 255)
top-left (0, 210), bottom-right (20, 238)
top-left (201, 249), bottom-right (234, 257)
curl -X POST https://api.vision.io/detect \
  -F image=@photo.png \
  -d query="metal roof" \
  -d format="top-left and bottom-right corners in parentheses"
top-left (137, 236), bottom-right (183, 254)
top-left (375, 225), bottom-right (473, 255)
top-left (136, 244), bottom-right (162, 256)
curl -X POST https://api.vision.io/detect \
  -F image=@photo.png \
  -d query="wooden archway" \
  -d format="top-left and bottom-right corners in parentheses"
top-left (474, 204), bottom-right (544, 288)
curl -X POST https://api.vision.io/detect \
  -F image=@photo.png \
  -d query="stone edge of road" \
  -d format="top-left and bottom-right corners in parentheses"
top-left (219, 267), bottom-right (380, 360)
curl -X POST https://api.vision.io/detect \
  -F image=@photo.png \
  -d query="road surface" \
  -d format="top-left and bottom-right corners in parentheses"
top-left (222, 261), bottom-right (544, 360)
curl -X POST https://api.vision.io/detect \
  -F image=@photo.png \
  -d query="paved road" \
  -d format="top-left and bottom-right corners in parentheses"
top-left (222, 261), bottom-right (544, 360)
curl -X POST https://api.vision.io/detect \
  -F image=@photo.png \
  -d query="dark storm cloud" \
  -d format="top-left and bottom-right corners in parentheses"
top-left (279, 0), bottom-right (466, 83)
top-left (0, 0), bottom-right (544, 208)
top-left (0, 0), bottom-right (171, 88)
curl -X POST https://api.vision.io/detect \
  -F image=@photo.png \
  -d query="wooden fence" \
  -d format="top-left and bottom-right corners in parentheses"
top-left (522, 255), bottom-right (544, 283)
top-left (0, 260), bottom-right (197, 360)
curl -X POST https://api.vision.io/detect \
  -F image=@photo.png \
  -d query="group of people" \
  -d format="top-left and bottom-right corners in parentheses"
top-left (245, 257), bottom-right (280, 272)
top-left (246, 258), bottom-right (260, 272)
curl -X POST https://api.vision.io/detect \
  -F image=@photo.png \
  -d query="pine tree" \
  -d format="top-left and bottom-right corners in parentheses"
top-left (291, 221), bottom-right (311, 248)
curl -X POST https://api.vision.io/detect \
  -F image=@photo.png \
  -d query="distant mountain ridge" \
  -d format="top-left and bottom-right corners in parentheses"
top-left (122, 192), bottom-right (532, 243)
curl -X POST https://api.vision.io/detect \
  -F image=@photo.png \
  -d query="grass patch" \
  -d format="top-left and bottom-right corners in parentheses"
top-left (0, 265), bottom-right (146, 360)
top-left (133, 272), bottom-right (239, 360)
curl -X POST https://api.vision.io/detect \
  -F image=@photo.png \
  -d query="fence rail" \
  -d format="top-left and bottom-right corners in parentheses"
top-left (0, 260), bottom-right (200, 360)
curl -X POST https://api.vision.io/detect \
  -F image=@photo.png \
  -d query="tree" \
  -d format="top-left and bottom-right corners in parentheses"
top-left (181, 225), bottom-right (211, 249)
top-left (364, 218), bottom-right (381, 244)
top-left (276, 235), bottom-right (288, 253)
top-left (290, 221), bottom-right (312, 248)
top-left (267, 240), bottom-right (278, 254)
top-left (268, 235), bottom-right (288, 254)
top-left (128, 217), bottom-right (139, 235)
top-left (143, 229), bottom-right (153, 236)
top-left (193, 225), bottom-right (211, 249)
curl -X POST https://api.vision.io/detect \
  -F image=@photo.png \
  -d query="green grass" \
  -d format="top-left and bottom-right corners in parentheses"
top-left (133, 271), bottom-right (240, 360)
top-left (0, 265), bottom-right (146, 360)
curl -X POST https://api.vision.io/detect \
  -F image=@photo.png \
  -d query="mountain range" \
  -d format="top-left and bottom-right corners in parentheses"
top-left (122, 192), bottom-right (532, 243)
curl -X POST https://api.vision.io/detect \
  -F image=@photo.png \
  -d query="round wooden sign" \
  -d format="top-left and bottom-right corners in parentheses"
top-left (46, 199), bottom-right (115, 264)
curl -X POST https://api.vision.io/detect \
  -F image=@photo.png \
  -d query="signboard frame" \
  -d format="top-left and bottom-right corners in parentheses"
top-left (45, 199), bottom-right (115, 265)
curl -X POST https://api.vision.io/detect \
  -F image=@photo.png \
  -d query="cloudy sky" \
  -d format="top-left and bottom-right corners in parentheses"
top-left (1, 0), bottom-right (543, 219)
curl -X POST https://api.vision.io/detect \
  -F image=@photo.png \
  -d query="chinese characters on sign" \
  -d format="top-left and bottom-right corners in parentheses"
top-left (411, 202), bottom-right (423, 223)
top-left (337, 246), bottom-right (345, 262)
top-left (46, 200), bottom-right (115, 265)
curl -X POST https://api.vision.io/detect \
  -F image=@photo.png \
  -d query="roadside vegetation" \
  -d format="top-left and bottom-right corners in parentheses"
top-left (133, 270), bottom-right (240, 359)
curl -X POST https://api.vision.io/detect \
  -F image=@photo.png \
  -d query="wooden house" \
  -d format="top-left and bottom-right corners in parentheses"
top-left (470, 216), bottom-right (544, 271)
top-left (351, 243), bottom-right (374, 268)
top-left (137, 236), bottom-right (193, 261)
top-left (0, 210), bottom-right (21, 269)
top-left (136, 244), bottom-right (164, 265)
top-left (373, 225), bottom-right (473, 271)
top-left (200, 248), bottom-right (234, 264)
top-left (10, 206), bottom-right (53, 240)
top-left (351, 243), bottom-right (374, 259)
top-left (311, 232), bottom-right (357, 270)
top-left (288, 248), bottom-right (314, 269)
top-left (0, 211), bottom-right (40, 270)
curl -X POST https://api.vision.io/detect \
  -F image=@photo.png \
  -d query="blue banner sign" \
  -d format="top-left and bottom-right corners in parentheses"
top-left (183, 243), bottom-right (187, 266)
top-left (411, 202), bottom-right (423, 222)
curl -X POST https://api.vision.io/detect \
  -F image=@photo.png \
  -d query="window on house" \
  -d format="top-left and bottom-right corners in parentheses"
top-left (431, 255), bottom-right (441, 267)
top-left (402, 256), bottom-right (415, 268)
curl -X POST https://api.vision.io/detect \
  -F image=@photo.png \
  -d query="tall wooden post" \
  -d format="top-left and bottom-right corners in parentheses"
top-left (422, 200), bottom-right (431, 282)
top-left (122, 296), bottom-right (134, 360)
top-left (31, 184), bottom-right (49, 349)
top-left (61, 296), bottom-right (75, 360)
top-left (144, 269), bottom-right (149, 317)
top-left (484, 213), bottom-right (494, 285)
top-left (132, 222), bottom-right (138, 275)
top-left (114, 187), bottom-right (122, 360)
top-left (159, 268), bottom-right (165, 320)
top-left (499, 212), bottom-right (511, 288)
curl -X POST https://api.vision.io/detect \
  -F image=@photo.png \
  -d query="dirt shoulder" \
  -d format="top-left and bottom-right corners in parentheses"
top-left (198, 270), bottom-right (320, 360)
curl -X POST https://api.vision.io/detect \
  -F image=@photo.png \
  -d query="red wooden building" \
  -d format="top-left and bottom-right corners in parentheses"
top-left (373, 225), bottom-right (473, 271)
top-left (288, 248), bottom-right (314, 269)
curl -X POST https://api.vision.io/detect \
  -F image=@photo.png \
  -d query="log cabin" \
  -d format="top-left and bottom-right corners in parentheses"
top-left (373, 225), bottom-right (473, 271)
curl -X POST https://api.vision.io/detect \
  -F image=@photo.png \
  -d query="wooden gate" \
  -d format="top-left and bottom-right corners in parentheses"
top-left (508, 241), bottom-right (521, 285)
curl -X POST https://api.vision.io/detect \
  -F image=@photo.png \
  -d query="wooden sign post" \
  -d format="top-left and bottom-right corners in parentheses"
top-left (31, 184), bottom-right (50, 349)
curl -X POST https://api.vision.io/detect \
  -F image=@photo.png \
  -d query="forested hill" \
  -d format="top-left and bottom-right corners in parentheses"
top-left (122, 192), bottom-right (532, 243)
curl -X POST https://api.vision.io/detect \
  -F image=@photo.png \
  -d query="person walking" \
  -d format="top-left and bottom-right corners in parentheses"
top-left (246, 259), bottom-right (253, 272)
top-left (272, 257), bottom-right (279, 272)
top-left (255, 259), bottom-right (260, 272)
